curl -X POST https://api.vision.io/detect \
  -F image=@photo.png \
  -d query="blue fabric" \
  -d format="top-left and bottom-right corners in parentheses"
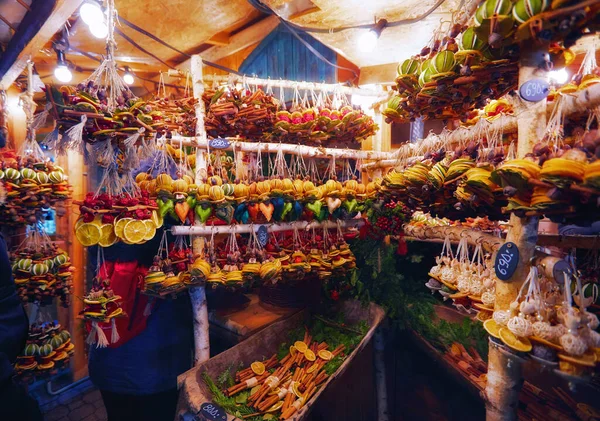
top-left (89, 297), bottom-right (193, 395)
top-left (0, 234), bottom-right (28, 385)
top-left (239, 24), bottom-right (337, 103)
top-left (88, 236), bottom-right (193, 395)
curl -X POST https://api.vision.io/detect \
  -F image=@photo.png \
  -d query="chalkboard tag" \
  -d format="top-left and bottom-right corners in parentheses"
top-left (209, 138), bottom-right (231, 149)
top-left (552, 260), bottom-right (571, 285)
top-left (495, 242), bottom-right (520, 281)
top-left (519, 79), bottom-right (550, 102)
top-left (198, 402), bottom-right (227, 421)
top-left (257, 225), bottom-right (269, 247)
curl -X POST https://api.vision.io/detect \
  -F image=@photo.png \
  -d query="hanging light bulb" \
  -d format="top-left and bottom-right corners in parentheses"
top-left (123, 67), bottom-right (135, 85)
top-left (358, 19), bottom-right (387, 53)
top-left (54, 51), bottom-right (73, 83)
top-left (89, 20), bottom-right (109, 39)
top-left (80, 1), bottom-right (104, 26)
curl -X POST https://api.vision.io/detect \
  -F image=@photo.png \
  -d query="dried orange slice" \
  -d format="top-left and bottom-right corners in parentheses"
top-left (151, 210), bottom-right (163, 228)
top-left (304, 349), bottom-right (316, 362)
top-left (306, 363), bottom-right (319, 374)
top-left (294, 341), bottom-right (308, 353)
top-left (290, 345), bottom-right (297, 357)
top-left (114, 218), bottom-right (132, 239)
top-left (266, 401), bottom-right (283, 413)
top-left (318, 350), bottom-right (333, 361)
top-left (291, 381), bottom-right (303, 398)
top-left (74, 218), bottom-right (85, 230)
top-left (483, 319), bottom-right (501, 339)
top-left (75, 223), bottom-right (102, 247)
top-left (499, 328), bottom-right (532, 353)
top-left (268, 387), bottom-right (280, 396)
top-left (99, 224), bottom-right (118, 247)
top-left (123, 220), bottom-right (147, 244)
top-left (251, 361), bottom-right (265, 376)
top-left (476, 311), bottom-right (492, 322)
top-left (143, 220), bottom-right (157, 241)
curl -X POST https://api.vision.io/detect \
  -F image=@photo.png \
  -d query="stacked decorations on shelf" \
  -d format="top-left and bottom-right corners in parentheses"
top-left (383, 0), bottom-right (597, 123)
top-left (483, 261), bottom-right (600, 378)
top-left (202, 85), bottom-right (377, 148)
top-left (13, 322), bottom-right (75, 383)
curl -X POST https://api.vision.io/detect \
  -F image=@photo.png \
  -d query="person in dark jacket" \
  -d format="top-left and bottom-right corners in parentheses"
top-left (89, 155), bottom-right (194, 421)
top-left (0, 233), bottom-right (43, 421)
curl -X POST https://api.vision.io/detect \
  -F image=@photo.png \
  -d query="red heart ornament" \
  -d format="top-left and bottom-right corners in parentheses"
top-left (247, 203), bottom-right (260, 222)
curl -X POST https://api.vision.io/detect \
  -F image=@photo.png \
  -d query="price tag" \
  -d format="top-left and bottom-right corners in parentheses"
top-left (519, 79), bottom-right (550, 102)
top-left (552, 259), bottom-right (571, 285)
top-left (198, 402), bottom-right (227, 421)
top-left (209, 138), bottom-right (230, 149)
top-left (494, 242), bottom-right (520, 281)
top-left (257, 225), bottom-right (269, 247)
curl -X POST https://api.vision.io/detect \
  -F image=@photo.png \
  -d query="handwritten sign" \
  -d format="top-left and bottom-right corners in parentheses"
top-left (495, 242), bottom-right (519, 281)
top-left (209, 138), bottom-right (231, 149)
top-left (519, 79), bottom-right (550, 102)
top-left (198, 402), bottom-right (227, 421)
top-left (257, 225), bottom-right (269, 247)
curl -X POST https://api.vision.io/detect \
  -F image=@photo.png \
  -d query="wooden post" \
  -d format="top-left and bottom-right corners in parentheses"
top-left (485, 45), bottom-right (547, 421)
top-left (189, 55), bottom-right (210, 365)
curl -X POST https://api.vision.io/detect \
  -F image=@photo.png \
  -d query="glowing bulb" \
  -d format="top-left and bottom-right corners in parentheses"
top-left (358, 30), bottom-right (378, 53)
top-left (54, 65), bottom-right (73, 83)
top-left (89, 21), bottom-right (108, 39)
top-left (123, 72), bottom-right (135, 85)
top-left (80, 2), bottom-right (103, 26)
top-left (7, 96), bottom-right (23, 114)
top-left (548, 68), bottom-right (569, 85)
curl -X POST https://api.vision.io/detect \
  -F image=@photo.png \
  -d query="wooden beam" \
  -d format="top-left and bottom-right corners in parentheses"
top-left (176, 16), bottom-right (279, 71)
top-left (358, 63), bottom-right (398, 86)
top-left (0, 0), bottom-right (83, 89)
top-left (0, 14), bottom-right (17, 32)
top-left (205, 31), bottom-right (230, 47)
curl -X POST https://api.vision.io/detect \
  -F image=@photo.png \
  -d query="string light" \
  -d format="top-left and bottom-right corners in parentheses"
top-left (357, 19), bottom-right (387, 53)
top-left (89, 21), bottom-right (109, 39)
top-left (79, 1), bottom-right (103, 26)
top-left (123, 67), bottom-right (135, 85)
top-left (54, 51), bottom-right (72, 83)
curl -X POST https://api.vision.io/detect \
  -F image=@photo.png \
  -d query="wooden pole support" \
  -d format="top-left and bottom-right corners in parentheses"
top-left (190, 54), bottom-right (210, 366)
top-left (486, 343), bottom-right (524, 421)
top-left (484, 44), bottom-right (547, 421)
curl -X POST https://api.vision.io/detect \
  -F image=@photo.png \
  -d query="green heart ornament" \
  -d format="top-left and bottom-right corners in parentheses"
top-left (305, 200), bottom-right (322, 217)
top-left (195, 203), bottom-right (212, 223)
top-left (280, 202), bottom-right (293, 221)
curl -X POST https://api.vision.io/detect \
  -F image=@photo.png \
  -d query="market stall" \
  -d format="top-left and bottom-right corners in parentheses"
top-left (1, 0), bottom-right (600, 420)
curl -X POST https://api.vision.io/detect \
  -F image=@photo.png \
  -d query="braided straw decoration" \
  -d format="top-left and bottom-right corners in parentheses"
top-left (482, 290), bottom-right (495, 307)
top-left (532, 321), bottom-right (554, 340)
top-left (493, 310), bottom-right (510, 326)
top-left (560, 333), bottom-right (587, 356)
top-left (508, 316), bottom-right (533, 337)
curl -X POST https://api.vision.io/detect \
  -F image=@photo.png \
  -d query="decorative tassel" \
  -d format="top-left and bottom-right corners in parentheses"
top-left (31, 105), bottom-right (50, 130)
top-left (60, 115), bottom-right (87, 155)
top-left (41, 127), bottom-right (60, 150)
top-left (110, 318), bottom-right (120, 344)
top-left (86, 324), bottom-right (97, 345)
top-left (95, 322), bottom-right (109, 348)
top-left (123, 129), bottom-right (143, 171)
